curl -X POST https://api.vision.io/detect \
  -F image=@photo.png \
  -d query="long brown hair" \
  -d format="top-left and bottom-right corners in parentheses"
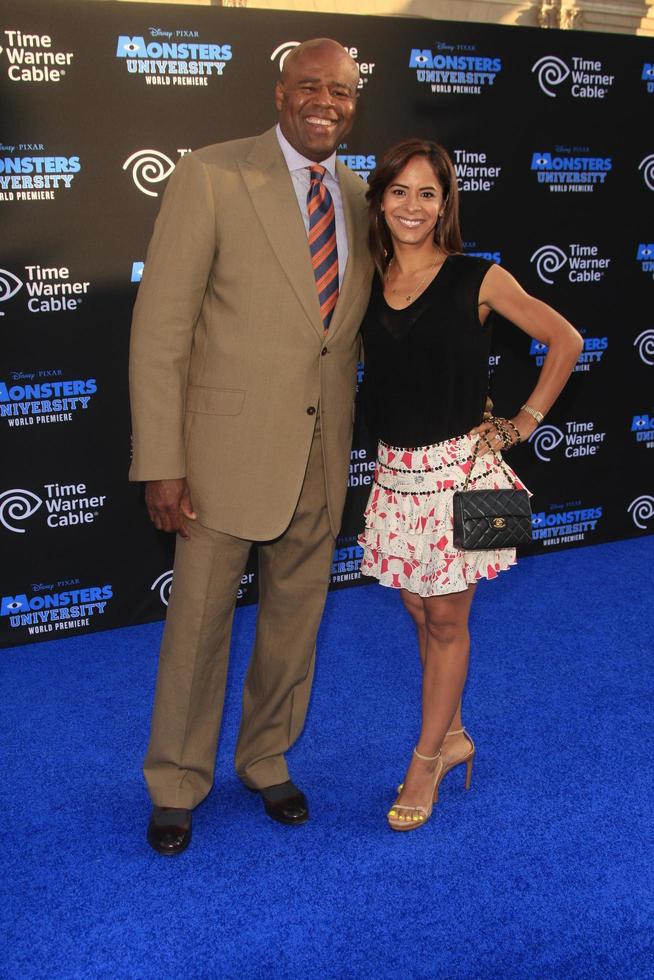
top-left (367, 138), bottom-right (463, 280)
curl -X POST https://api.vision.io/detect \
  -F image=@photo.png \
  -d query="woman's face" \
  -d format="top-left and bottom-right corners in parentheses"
top-left (381, 155), bottom-right (445, 250)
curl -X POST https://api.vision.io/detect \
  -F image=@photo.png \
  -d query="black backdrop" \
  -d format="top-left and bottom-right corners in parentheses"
top-left (1, 0), bottom-right (653, 647)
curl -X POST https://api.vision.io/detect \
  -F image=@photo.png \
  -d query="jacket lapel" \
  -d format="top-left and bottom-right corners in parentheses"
top-left (238, 129), bottom-right (324, 341)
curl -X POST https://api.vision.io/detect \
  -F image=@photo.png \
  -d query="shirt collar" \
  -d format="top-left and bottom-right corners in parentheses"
top-left (275, 124), bottom-right (338, 180)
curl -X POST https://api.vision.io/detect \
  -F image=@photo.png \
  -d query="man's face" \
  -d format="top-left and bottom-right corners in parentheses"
top-left (275, 44), bottom-right (358, 161)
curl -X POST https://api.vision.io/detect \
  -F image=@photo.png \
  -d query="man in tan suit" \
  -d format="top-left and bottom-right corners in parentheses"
top-left (129, 38), bottom-right (372, 854)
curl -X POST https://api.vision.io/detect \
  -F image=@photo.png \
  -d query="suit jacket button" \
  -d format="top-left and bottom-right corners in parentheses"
top-left (321, 347), bottom-right (328, 356)
top-left (306, 406), bottom-right (316, 415)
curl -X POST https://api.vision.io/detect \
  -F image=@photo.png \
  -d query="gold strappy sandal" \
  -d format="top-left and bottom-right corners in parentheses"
top-left (440, 726), bottom-right (475, 790)
top-left (387, 748), bottom-right (443, 832)
top-left (396, 727), bottom-right (475, 795)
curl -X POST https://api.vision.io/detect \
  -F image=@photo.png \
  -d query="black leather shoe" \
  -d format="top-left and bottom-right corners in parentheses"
top-left (147, 806), bottom-right (192, 855)
top-left (260, 780), bottom-right (309, 826)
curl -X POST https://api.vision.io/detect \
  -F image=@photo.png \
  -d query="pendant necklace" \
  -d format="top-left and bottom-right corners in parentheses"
top-left (387, 256), bottom-right (440, 302)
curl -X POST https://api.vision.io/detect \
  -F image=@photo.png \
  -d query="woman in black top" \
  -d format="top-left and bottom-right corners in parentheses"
top-left (357, 139), bottom-right (582, 832)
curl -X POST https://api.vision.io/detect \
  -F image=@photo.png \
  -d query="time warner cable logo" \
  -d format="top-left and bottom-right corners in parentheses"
top-left (0, 29), bottom-right (74, 83)
top-left (529, 421), bottom-right (606, 461)
top-left (628, 495), bottom-right (654, 530)
top-left (0, 264), bottom-right (89, 314)
top-left (0, 482), bottom-right (107, 532)
top-left (531, 55), bottom-right (614, 98)
top-left (634, 329), bottom-right (654, 365)
top-left (270, 42), bottom-right (375, 88)
top-left (638, 155), bottom-right (654, 191)
top-left (0, 489), bottom-right (41, 532)
top-left (531, 244), bottom-right (610, 284)
top-left (151, 570), bottom-right (174, 606)
top-left (123, 150), bottom-right (175, 197)
top-left (0, 268), bottom-right (22, 313)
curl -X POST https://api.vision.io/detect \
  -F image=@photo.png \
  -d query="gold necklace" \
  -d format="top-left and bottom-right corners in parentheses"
top-left (386, 256), bottom-right (439, 302)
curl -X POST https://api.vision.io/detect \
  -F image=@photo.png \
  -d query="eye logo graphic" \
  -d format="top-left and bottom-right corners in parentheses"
top-left (0, 269), bottom-right (23, 315)
top-left (151, 569), bottom-right (173, 606)
top-left (528, 424), bottom-right (564, 462)
top-left (532, 56), bottom-right (570, 97)
top-left (634, 329), bottom-right (654, 365)
top-left (627, 495), bottom-right (654, 530)
top-left (119, 39), bottom-right (142, 57)
top-left (530, 245), bottom-right (568, 284)
top-left (123, 150), bottom-right (175, 197)
top-left (270, 41), bottom-right (300, 71)
top-left (0, 489), bottom-right (43, 533)
top-left (638, 154), bottom-right (654, 192)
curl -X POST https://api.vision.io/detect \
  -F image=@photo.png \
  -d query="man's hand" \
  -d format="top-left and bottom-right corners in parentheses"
top-left (145, 479), bottom-right (197, 539)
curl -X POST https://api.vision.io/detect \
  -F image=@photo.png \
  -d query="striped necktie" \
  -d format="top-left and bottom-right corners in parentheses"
top-left (307, 165), bottom-right (339, 331)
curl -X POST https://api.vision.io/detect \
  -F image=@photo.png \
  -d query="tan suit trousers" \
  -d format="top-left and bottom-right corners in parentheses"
top-left (143, 418), bottom-right (334, 809)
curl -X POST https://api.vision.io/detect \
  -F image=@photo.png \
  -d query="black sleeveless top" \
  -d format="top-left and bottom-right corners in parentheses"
top-left (360, 254), bottom-right (493, 447)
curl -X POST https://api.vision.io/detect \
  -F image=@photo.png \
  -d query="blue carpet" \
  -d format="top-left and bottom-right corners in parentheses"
top-left (1, 537), bottom-right (653, 979)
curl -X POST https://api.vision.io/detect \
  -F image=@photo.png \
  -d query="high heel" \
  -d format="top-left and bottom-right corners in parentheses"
top-left (441, 727), bottom-right (475, 791)
top-left (396, 727), bottom-right (475, 794)
top-left (387, 748), bottom-right (443, 832)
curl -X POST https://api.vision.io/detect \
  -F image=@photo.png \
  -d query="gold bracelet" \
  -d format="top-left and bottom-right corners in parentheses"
top-left (520, 404), bottom-right (544, 425)
top-left (503, 418), bottom-right (522, 444)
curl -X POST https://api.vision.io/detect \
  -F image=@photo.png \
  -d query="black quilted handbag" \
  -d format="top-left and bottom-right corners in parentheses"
top-left (452, 441), bottom-right (532, 550)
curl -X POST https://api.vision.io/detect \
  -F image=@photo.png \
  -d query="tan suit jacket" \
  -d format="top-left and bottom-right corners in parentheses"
top-left (129, 126), bottom-right (372, 540)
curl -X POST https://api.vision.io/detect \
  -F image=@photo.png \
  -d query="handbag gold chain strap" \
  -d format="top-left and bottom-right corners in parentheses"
top-left (461, 432), bottom-right (520, 493)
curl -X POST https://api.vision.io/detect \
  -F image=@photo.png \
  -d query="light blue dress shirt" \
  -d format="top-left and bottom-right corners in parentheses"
top-left (275, 124), bottom-right (349, 287)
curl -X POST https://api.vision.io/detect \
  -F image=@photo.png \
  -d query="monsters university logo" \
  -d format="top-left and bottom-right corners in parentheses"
top-left (631, 414), bottom-right (654, 448)
top-left (409, 46), bottom-right (502, 95)
top-left (531, 151), bottom-right (611, 193)
top-left (531, 55), bottom-right (614, 99)
top-left (531, 504), bottom-right (602, 546)
top-left (116, 32), bottom-right (232, 87)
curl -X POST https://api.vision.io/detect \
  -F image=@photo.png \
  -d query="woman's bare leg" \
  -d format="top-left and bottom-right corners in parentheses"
top-left (400, 588), bottom-right (471, 774)
top-left (393, 585), bottom-right (476, 811)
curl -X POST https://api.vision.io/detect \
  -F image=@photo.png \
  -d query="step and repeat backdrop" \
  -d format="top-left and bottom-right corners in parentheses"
top-left (1, 0), bottom-right (653, 647)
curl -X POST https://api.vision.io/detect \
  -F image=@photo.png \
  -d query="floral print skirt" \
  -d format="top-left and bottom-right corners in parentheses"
top-left (358, 434), bottom-right (528, 597)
